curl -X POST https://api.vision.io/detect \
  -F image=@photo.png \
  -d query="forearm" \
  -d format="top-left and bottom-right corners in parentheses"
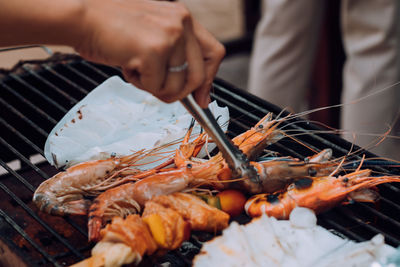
top-left (0, 0), bottom-right (85, 48)
top-left (0, 0), bottom-right (224, 106)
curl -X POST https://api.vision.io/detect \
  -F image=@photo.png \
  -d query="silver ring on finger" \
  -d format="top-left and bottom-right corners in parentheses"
top-left (168, 61), bottom-right (189, 72)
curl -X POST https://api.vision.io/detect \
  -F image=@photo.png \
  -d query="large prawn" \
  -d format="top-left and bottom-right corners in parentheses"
top-left (245, 168), bottom-right (400, 219)
top-left (32, 147), bottom-right (170, 216)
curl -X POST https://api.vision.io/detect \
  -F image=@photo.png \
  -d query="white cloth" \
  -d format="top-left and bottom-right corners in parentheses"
top-left (248, 0), bottom-right (400, 159)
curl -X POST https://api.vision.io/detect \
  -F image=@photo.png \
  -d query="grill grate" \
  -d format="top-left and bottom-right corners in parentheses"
top-left (1, 54), bottom-right (399, 266)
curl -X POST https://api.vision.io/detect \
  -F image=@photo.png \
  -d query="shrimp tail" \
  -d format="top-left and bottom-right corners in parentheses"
top-left (88, 216), bottom-right (103, 242)
top-left (88, 197), bottom-right (141, 242)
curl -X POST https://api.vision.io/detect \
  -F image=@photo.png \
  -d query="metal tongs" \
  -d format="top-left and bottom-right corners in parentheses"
top-left (181, 94), bottom-right (260, 183)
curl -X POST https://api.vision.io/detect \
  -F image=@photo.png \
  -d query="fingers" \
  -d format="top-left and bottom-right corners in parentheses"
top-left (122, 58), bottom-right (143, 89)
top-left (179, 19), bottom-right (206, 100)
top-left (156, 35), bottom-right (187, 102)
top-left (122, 41), bottom-right (170, 94)
top-left (117, 2), bottom-right (223, 107)
top-left (192, 19), bottom-right (226, 108)
top-left (152, 11), bottom-right (206, 104)
top-left (137, 42), bottom-right (170, 95)
top-left (193, 82), bottom-right (211, 108)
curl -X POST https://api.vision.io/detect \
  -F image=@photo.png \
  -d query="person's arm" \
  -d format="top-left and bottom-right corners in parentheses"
top-left (0, 0), bottom-right (225, 108)
top-left (0, 0), bottom-right (84, 47)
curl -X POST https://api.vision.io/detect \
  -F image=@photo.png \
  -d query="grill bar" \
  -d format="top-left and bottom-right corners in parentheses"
top-left (384, 183), bottom-right (400, 193)
top-left (0, 209), bottom-right (61, 267)
top-left (0, 117), bottom-right (44, 156)
top-left (21, 66), bottom-right (79, 105)
top-left (0, 182), bottom-right (85, 260)
top-left (0, 81), bottom-right (58, 125)
top-left (347, 215), bottom-right (400, 245)
top-left (68, 63), bottom-right (107, 85)
top-left (0, 131), bottom-right (88, 240)
top-left (318, 214), bottom-right (365, 242)
top-left (0, 123), bottom-right (89, 262)
top-left (380, 196), bottom-right (400, 212)
top-left (0, 136), bottom-right (49, 179)
top-left (81, 61), bottom-right (110, 79)
top-left (334, 205), bottom-right (400, 245)
top-left (43, 65), bottom-right (90, 95)
top-left (0, 97), bottom-right (48, 138)
top-left (358, 202), bottom-right (400, 228)
top-left (9, 74), bottom-right (68, 113)
top-left (0, 159), bottom-right (36, 192)
top-left (64, 64), bottom-right (98, 86)
top-left (212, 93), bottom-right (261, 121)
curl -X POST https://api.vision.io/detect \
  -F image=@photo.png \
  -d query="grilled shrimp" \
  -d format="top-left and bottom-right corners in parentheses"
top-left (175, 114), bottom-right (339, 193)
top-left (88, 168), bottom-right (194, 241)
top-left (33, 152), bottom-right (148, 216)
top-left (176, 146), bottom-right (338, 194)
top-left (245, 169), bottom-right (400, 218)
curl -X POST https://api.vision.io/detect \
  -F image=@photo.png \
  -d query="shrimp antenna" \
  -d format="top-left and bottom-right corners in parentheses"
top-left (355, 154), bottom-right (366, 172)
top-left (273, 80), bottom-right (400, 138)
top-left (329, 156), bottom-right (347, 177)
top-left (275, 107), bottom-right (292, 121)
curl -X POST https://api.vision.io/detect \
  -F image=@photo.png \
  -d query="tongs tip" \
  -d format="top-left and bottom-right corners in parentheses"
top-left (181, 94), bottom-right (261, 184)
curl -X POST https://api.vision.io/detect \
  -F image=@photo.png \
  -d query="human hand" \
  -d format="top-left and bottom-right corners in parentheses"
top-left (76, 0), bottom-right (225, 107)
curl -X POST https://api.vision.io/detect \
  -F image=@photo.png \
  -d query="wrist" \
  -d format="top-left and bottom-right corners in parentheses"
top-left (44, 0), bottom-right (88, 47)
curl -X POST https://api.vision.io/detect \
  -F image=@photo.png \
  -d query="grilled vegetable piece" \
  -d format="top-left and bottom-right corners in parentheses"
top-left (142, 202), bottom-right (190, 250)
top-left (149, 192), bottom-right (230, 232)
top-left (217, 189), bottom-right (247, 217)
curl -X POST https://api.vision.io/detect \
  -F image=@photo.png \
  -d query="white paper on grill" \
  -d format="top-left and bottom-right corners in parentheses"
top-left (194, 207), bottom-right (396, 267)
top-left (44, 76), bottom-right (229, 169)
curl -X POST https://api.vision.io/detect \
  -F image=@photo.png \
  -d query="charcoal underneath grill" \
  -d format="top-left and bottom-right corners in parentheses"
top-left (1, 54), bottom-right (400, 267)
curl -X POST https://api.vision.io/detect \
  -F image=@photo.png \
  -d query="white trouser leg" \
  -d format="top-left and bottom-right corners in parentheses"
top-left (248, 0), bottom-right (324, 113)
top-left (341, 0), bottom-right (400, 159)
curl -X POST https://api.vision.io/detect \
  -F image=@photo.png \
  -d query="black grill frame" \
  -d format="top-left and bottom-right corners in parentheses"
top-left (1, 53), bottom-right (400, 266)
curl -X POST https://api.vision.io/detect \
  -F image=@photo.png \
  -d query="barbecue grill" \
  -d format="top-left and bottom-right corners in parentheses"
top-left (1, 51), bottom-right (400, 267)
